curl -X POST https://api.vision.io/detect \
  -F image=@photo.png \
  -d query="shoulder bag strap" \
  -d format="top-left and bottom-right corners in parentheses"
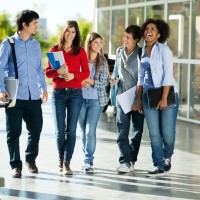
top-left (137, 47), bottom-right (142, 60)
top-left (7, 37), bottom-right (18, 79)
top-left (113, 47), bottom-right (123, 79)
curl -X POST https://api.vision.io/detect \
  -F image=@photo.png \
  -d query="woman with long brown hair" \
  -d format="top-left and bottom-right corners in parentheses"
top-left (79, 32), bottom-right (108, 173)
top-left (46, 20), bottom-right (90, 175)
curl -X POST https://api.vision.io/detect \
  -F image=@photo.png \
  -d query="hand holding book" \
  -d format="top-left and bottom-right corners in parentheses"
top-left (58, 64), bottom-right (74, 81)
top-left (57, 64), bottom-right (68, 75)
top-left (46, 51), bottom-right (65, 69)
top-left (147, 86), bottom-right (176, 109)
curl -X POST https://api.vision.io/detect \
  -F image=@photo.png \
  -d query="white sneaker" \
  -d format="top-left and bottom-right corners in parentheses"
top-left (130, 162), bottom-right (134, 172)
top-left (116, 163), bottom-right (130, 173)
top-left (146, 166), bottom-right (164, 177)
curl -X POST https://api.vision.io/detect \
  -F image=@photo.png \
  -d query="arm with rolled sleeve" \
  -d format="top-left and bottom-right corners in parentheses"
top-left (162, 46), bottom-right (174, 86)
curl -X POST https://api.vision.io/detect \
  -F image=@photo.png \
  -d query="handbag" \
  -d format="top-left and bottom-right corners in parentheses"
top-left (0, 37), bottom-right (18, 108)
top-left (147, 86), bottom-right (176, 109)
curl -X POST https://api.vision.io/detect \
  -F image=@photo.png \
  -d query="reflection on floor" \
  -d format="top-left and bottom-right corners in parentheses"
top-left (0, 102), bottom-right (200, 200)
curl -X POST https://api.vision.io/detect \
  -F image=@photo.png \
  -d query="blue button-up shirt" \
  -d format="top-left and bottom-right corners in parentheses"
top-left (0, 32), bottom-right (47, 100)
top-left (138, 42), bottom-right (177, 93)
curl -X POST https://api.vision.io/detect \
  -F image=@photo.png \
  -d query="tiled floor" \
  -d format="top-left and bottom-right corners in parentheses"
top-left (0, 96), bottom-right (200, 200)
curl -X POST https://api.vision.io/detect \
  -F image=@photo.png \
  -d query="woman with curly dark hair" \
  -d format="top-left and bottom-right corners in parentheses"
top-left (137, 19), bottom-right (179, 176)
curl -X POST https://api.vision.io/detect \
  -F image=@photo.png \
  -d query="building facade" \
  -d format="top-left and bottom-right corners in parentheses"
top-left (94, 0), bottom-right (200, 124)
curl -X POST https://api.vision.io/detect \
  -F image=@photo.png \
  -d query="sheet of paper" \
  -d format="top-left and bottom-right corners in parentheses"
top-left (46, 51), bottom-right (65, 69)
top-left (116, 86), bottom-right (136, 114)
top-left (4, 77), bottom-right (18, 108)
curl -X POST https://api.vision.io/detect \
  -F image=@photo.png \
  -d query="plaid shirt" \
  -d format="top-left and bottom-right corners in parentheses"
top-left (93, 58), bottom-right (108, 106)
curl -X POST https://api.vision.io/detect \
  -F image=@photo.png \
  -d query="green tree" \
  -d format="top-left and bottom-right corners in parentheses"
top-left (77, 18), bottom-right (92, 47)
top-left (0, 12), bottom-right (15, 42)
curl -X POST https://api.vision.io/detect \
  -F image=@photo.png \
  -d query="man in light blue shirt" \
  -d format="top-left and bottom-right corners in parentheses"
top-left (0, 10), bottom-right (48, 178)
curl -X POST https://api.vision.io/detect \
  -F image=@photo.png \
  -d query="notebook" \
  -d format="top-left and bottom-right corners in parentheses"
top-left (147, 86), bottom-right (176, 109)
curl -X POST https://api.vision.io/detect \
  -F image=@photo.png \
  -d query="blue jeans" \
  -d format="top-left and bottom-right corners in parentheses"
top-left (6, 99), bottom-right (43, 169)
top-left (142, 93), bottom-right (179, 170)
top-left (116, 105), bottom-right (144, 165)
top-left (78, 99), bottom-right (102, 164)
top-left (52, 88), bottom-right (83, 162)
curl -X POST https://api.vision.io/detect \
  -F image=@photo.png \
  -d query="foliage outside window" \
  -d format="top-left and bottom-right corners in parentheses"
top-left (129, 7), bottom-right (144, 46)
top-left (111, 9), bottom-right (125, 54)
top-left (97, 11), bottom-right (110, 54)
top-left (189, 64), bottom-right (200, 120)
top-left (129, 0), bottom-right (144, 3)
top-left (146, 4), bottom-right (164, 19)
top-left (168, 2), bottom-right (190, 59)
top-left (112, 0), bottom-right (126, 6)
top-left (191, 0), bottom-right (200, 59)
top-left (173, 63), bottom-right (188, 118)
top-left (97, 0), bottom-right (110, 7)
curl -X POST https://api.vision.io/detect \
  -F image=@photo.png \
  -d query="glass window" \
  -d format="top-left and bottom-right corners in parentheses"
top-left (97, 11), bottom-right (110, 54)
top-left (112, 0), bottom-right (125, 6)
top-left (168, 2), bottom-right (190, 59)
top-left (129, 0), bottom-right (144, 3)
top-left (189, 64), bottom-right (200, 120)
top-left (146, 4), bottom-right (164, 19)
top-left (97, 0), bottom-right (110, 8)
top-left (174, 63), bottom-right (188, 118)
top-left (111, 9), bottom-right (125, 54)
top-left (129, 7), bottom-right (144, 46)
top-left (191, 0), bottom-right (200, 59)
top-left (128, 7), bottom-right (144, 26)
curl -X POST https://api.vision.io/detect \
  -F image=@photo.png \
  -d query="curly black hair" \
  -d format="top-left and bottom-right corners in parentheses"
top-left (140, 18), bottom-right (170, 43)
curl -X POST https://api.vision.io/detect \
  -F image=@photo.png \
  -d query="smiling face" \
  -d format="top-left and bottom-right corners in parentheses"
top-left (123, 32), bottom-right (138, 51)
top-left (144, 23), bottom-right (160, 45)
top-left (64, 27), bottom-right (76, 44)
top-left (90, 37), bottom-right (102, 54)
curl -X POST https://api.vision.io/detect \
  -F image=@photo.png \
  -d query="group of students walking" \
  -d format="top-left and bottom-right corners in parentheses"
top-left (0, 9), bottom-right (178, 179)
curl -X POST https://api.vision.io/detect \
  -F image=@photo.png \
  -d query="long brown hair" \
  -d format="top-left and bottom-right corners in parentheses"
top-left (55, 20), bottom-right (81, 55)
top-left (85, 32), bottom-right (106, 80)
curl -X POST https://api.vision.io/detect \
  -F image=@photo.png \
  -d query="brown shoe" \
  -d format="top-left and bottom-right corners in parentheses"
top-left (58, 157), bottom-right (63, 172)
top-left (12, 168), bottom-right (22, 178)
top-left (64, 161), bottom-right (73, 175)
top-left (26, 163), bottom-right (38, 174)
